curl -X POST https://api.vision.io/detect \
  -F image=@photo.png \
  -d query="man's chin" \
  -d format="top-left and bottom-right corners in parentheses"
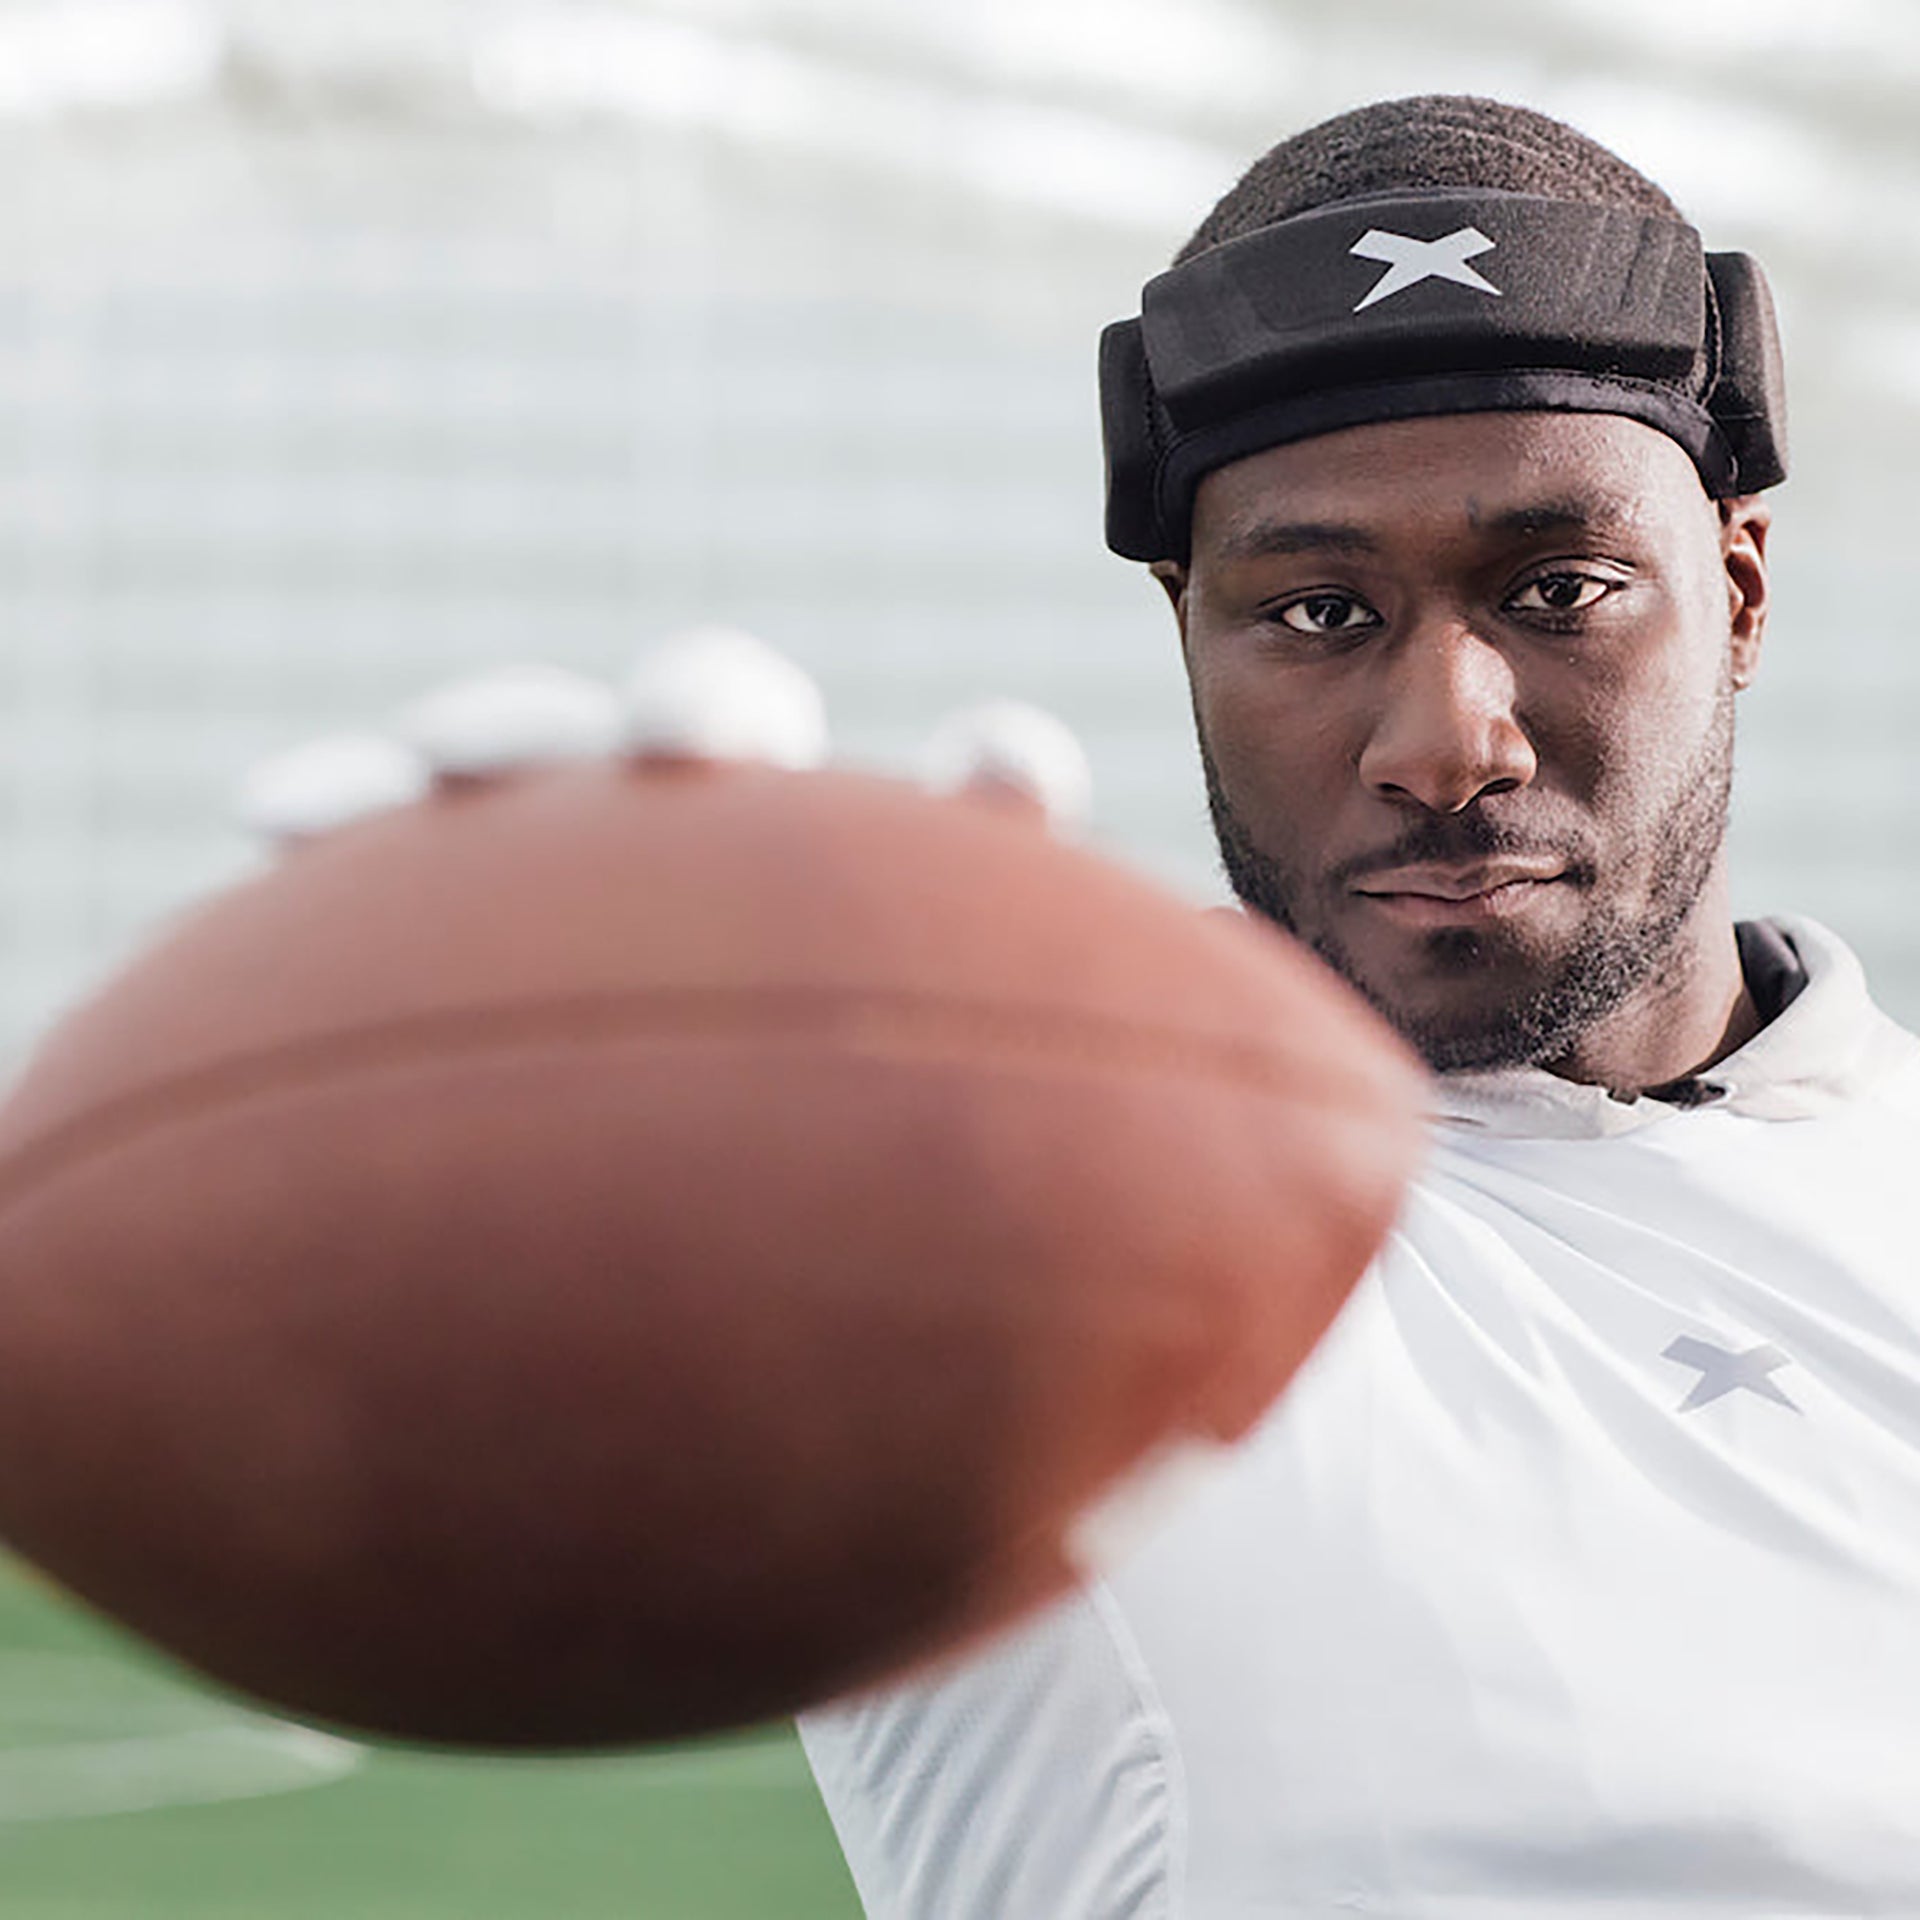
top-left (1377, 997), bottom-right (1571, 1076)
top-left (1305, 911), bottom-right (1661, 1077)
top-left (1318, 942), bottom-right (1574, 1074)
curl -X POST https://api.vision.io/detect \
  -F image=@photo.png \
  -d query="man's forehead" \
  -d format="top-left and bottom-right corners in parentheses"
top-left (1196, 411), bottom-right (1695, 560)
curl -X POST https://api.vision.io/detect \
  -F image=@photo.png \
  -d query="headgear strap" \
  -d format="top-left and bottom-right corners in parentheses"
top-left (1100, 189), bottom-right (1787, 562)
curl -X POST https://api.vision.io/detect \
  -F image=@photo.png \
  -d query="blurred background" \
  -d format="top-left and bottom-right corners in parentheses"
top-left (0, 1), bottom-right (1915, 1914)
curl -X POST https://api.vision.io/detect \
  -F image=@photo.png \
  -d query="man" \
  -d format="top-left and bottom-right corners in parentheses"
top-left (799, 95), bottom-right (1920, 1917)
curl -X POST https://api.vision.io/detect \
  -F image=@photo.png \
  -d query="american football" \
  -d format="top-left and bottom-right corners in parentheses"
top-left (0, 724), bottom-right (1422, 1748)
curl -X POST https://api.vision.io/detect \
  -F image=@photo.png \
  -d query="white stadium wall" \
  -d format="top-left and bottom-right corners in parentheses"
top-left (1, 0), bottom-right (1918, 1066)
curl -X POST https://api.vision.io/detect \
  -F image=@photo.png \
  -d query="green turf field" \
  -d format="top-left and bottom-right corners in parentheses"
top-left (0, 1555), bottom-right (861, 1918)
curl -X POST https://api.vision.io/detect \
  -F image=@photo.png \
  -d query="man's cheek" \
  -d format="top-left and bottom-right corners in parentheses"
top-left (1208, 697), bottom-right (1307, 797)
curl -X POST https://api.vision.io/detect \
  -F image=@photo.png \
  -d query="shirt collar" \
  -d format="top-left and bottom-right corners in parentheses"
top-left (1430, 916), bottom-right (1912, 1141)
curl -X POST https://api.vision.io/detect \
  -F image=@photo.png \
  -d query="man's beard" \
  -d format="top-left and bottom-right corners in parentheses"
top-left (1200, 682), bottom-right (1737, 1075)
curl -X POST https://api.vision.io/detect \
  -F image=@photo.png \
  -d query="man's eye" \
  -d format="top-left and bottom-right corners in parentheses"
top-left (1508, 572), bottom-right (1613, 614)
top-left (1274, 592), bottom-right (1378, 635)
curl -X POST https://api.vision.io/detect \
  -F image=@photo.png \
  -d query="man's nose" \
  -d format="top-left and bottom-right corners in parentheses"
top-left (1356, 618), bottom-right (1537, 814)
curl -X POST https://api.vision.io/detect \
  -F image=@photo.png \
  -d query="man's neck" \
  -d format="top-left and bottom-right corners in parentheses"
top-left (1540, 879), bottom-right (1758, 1102)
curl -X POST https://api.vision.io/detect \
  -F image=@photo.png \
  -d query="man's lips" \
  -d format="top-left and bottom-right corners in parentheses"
top-left (1348, 860), bottom-right (1570, 927)
top-left (1353, 859), bottom-right (1568, 902)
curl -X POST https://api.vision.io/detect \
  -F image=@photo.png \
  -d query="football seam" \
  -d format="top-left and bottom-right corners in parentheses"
top-left (0, 984), bottom-right (1386, 1208)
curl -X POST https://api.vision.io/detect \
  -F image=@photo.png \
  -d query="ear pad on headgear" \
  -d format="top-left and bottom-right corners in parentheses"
top-left (1099, 319), bottom-right (1164, 564)
top-left (1706, 253), bottom-right (1788, 494)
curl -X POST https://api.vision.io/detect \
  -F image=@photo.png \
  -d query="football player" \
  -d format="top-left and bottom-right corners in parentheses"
top-left (800, 94), bottom-right (1920, 1918)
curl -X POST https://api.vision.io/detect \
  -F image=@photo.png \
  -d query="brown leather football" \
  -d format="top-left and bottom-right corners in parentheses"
top-left (0, 761), bottom-right (1423, 1747)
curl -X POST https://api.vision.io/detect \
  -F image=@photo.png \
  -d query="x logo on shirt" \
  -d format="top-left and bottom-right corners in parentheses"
top-left (1663, 1336), bottom-right (1801, 1414)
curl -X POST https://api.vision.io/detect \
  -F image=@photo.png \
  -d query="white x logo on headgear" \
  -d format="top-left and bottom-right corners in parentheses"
top-left (1349, 226), bottom-right (1501, 312)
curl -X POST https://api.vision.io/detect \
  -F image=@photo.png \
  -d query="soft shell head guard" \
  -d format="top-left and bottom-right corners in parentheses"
top-left (1101, 188), bottom-right (1787, 563)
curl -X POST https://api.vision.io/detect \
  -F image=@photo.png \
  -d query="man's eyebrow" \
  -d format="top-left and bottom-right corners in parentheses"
top-left (1214, 520), bottom-right (1381, 562)
top-left (1213, 498), bottom-right (1645, 562)
top-left (1479, 497), bottom-right (1641, 540)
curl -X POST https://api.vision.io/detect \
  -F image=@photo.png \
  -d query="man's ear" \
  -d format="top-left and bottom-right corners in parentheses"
top-left (1150, 561), bottom-right (1189, 635)
top-left (1719, 497), bottom-right (1770, 691)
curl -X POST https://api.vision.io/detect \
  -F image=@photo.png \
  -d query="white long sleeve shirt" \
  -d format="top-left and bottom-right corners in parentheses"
top-left (801, 917), bottom-right (1920, 1919)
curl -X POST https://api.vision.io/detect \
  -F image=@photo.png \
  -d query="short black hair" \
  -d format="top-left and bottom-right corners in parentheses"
top-left (1176, 95), bottom-right (1684, 266)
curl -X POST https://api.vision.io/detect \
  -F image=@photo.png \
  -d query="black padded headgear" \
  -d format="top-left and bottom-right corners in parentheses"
top-left (1101, 187), bottom-right (1787, 562)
